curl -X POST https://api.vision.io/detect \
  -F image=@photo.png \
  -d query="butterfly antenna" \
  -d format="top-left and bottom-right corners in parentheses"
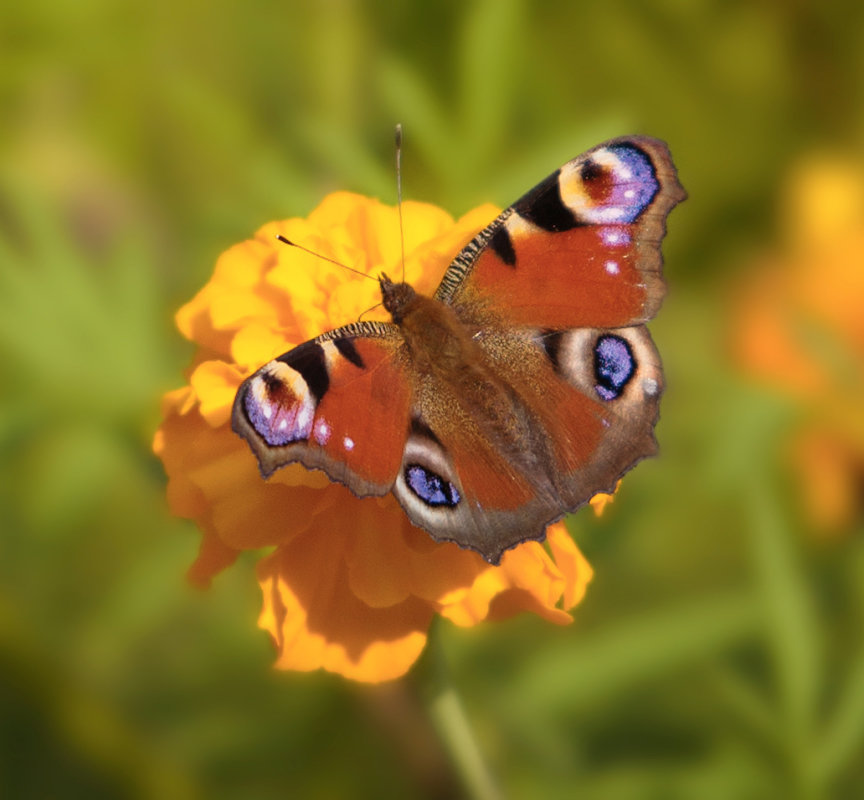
top-left (395, 124), bottom-right (406, 283)
top-left (358, 300), bottom-right (384, 322)
top-left (275, 235), bottom-right (377, 282)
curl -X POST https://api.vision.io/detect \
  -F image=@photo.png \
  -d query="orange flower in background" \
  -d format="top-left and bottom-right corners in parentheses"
top-left (734, 157), bottom-right (864, 533)
top-left (154, 193), bottom-right (595, 683)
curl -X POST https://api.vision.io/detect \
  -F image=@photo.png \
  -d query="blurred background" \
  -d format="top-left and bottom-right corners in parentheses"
top-left (2, 1), bottom-right (863, 797)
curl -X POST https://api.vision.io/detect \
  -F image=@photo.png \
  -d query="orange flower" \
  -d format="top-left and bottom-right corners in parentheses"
top-left (154, 192), bottom-right (595, 682)
top-left (734, 157), bottom-right (864, 532)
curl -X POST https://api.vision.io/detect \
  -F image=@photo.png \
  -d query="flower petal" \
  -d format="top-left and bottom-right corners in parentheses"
top-left (230, 323), bottom-right (294, 373)
top-left (189, 360), bottom-right (245, 427)
top-left (589, 481), bottom-right (620, 516)
top-left (546, 522), bottom-right (594, 609)
top-left (258, 533), bottom-right (433, 683)
top-left (157, 402), bottom-right (329, 555)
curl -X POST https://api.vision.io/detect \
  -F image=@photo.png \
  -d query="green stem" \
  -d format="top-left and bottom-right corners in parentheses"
top-left (415, 625), bottom-right (502, 800)
top-left (746, 472), bottom-right (823, 800)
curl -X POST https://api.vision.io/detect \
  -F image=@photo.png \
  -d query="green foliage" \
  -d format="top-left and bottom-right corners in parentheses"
top-left (1, 0), bottom-right (864, 797)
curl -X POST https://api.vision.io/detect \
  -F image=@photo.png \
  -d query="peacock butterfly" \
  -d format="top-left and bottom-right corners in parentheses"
top-left (231, 137), bottom-right (686, 564)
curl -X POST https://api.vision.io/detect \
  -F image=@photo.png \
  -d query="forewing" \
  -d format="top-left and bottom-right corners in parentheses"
top-left (435, 136), bottom-right (685, 329)
top-left (232, 321), bottom-right (411, 496)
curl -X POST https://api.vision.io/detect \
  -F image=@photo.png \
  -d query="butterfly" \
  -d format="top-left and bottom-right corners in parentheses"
top-left (231, 137), bottom-right (685, 564)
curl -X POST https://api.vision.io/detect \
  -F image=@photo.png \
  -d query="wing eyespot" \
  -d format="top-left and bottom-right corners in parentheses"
top-left (242, 365), bottom-right (317, 445)
top-left (593, 334), bottom-right (636, 401)
top-left (405, 464), bottom-right (461, 508)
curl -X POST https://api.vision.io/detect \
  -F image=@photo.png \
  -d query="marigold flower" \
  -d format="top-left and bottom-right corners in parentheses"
top-left (733, 157), bottom-right (864, 532)
top-left (154, 192), bottom-right (596, 682)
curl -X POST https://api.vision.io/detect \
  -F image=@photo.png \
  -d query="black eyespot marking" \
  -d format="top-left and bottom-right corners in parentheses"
top-left (540, 330), bottom-right (565, 371)
top-left (405, 464), bottom-right (461, 508)
top-left (594, 335), bottom-right (635, 401)
top-left (580, 159), bottom-right (604, 182)
top-left (490, 225), bottom-right (517, 267)
top-left (334, 337), bottom-right (365, 369)
top-left (513, 171), bottom-right (580, 232)
top-left (261, 370), bottom-right (283, 394)
top-left (277, 342), bottom-right (329, 402)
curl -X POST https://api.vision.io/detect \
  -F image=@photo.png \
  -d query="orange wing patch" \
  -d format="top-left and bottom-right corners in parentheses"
top-left (470, 223), bottom-right (649, 328)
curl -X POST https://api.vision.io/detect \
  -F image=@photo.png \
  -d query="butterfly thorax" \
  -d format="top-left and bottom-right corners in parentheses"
top-left (381, 277), bottom-right (480, 376)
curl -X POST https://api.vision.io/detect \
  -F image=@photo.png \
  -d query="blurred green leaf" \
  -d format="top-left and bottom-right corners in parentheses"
top-left (511, 590), bottom-right (762, 714)
top-left (458, 0), bottom-right (524, 164)
top-left (0, 182), bottom-right (170, 422)
top-left (746, 474), bottom-right (822, 789)
top-left (816, 640), bottom-right (864, 783)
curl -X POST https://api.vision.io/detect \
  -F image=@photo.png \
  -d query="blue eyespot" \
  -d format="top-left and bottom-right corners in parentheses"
top-left (594, 335), bottom-right (635, 400)
top-left (607, 144), bottom-right (659, 222)
top-left (405, 464), bottom-right (461, 508)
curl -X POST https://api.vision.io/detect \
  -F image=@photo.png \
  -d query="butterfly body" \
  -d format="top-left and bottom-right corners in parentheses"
top-left (232, 137), bottom-right (685, 563)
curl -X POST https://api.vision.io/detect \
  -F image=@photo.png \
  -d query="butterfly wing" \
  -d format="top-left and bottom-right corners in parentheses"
top-left (232, 321), bottom-right (411, 496)
top-left (436, 136), bottom-right (685, 329)
top-left (388, 137), bottom-right (684, 562)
